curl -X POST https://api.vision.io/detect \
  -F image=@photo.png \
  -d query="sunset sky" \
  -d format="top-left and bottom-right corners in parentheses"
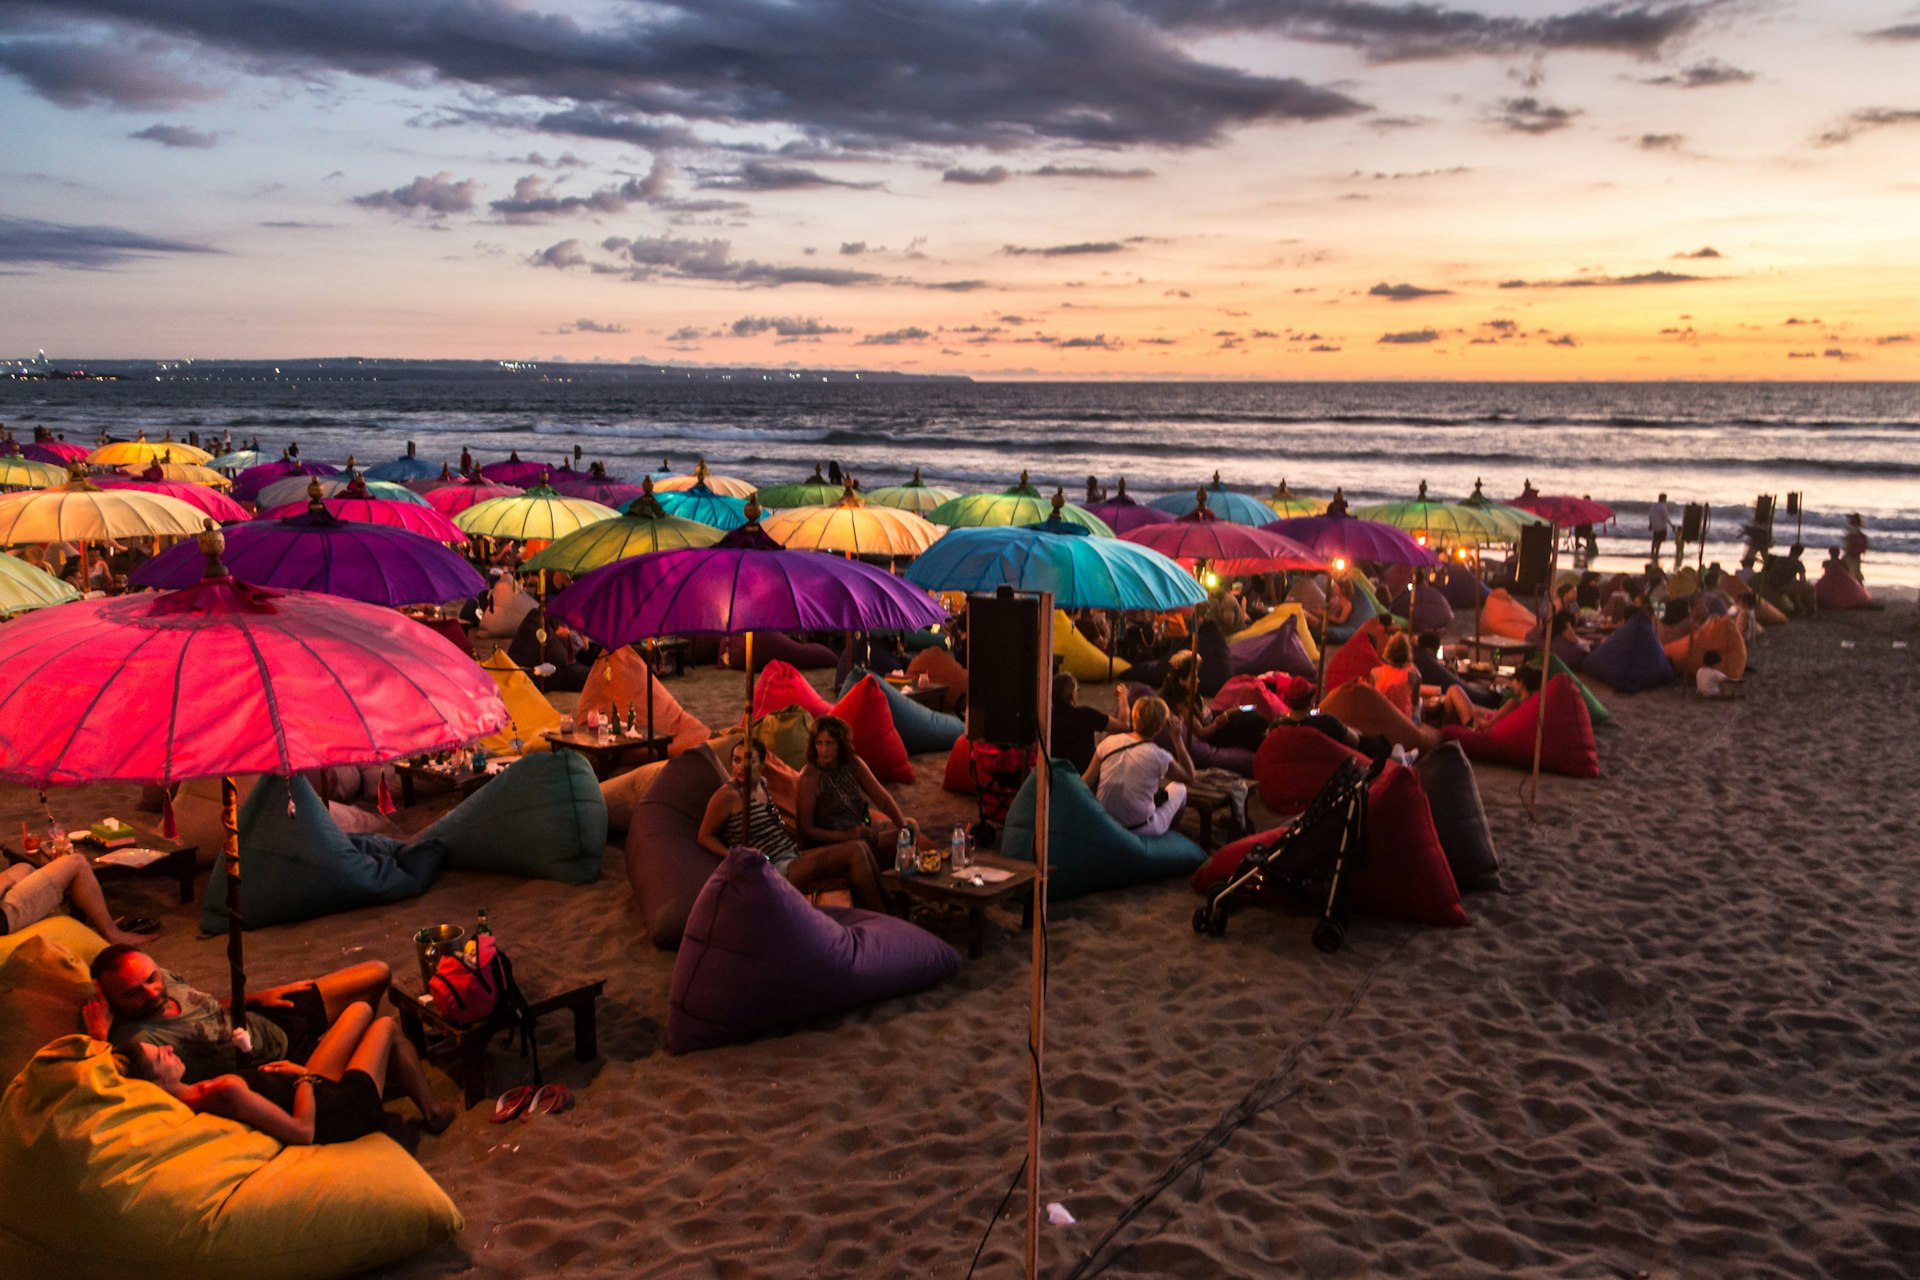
top-left (2, 0), bottom-right (1917, 378)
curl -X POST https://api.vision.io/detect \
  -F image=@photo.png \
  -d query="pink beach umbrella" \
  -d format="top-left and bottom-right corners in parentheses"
top-left (549, 478), bottom-right (652, 508)
top-left (424, 482), bottom-right (525, 518)
top-left (478, 453), bottom-right (556, 487)
top-left (257, 475), bottom-right (467, 543)
top-left (22, 440), bottom-right (90, 466)
top-left (0, 528), bottom-right (508, 1015)
top-left (91, 477), bottom-right (251, 524)
top-left (1508, 491), bottom-right (1615, 528)
top-left (1122, 490), bottom-right (1325, 573)
top-left (231, 457), bottom-right (339, 504)
top-left (1085, 477), bottom-right (1179, 536)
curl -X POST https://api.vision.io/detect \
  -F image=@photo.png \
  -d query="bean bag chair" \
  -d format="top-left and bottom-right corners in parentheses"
top-left (941, 737), bottom-right (1037, 824)
top-left (625, 747), bottom-right (729, 949)
top-left (1194, 620), bottom-right (1232, 698)
top-left (576, 647), bottom-right (711, 755)
top-left (752, 659), bottom-right (834, 720)
top-left (1325, 582), bottom-right (1378, 643)
top-left (722, 631), bottom-right (838, 673)
top-left (1192, 763), bottom-right (1466, 928)
top-left (202, 777), bottom-right (446, 935)
top-left (1480, 588), bottom-right (1536, 640)
top-left (477, 649), bottom-right (560, 755)
top-left (600, 754), bottom-right (673, 833)
top-left (1235, 602), bottom-right (1320, 661)
top-left (896, 627), bottom-right (950, 653)
top-left (422, 752), bottom-right (606, 884)
top-left (942, 735), bottom-right (977, 795)
top-left (1666, 566), bottom-right (1700, 598)
top-left (998, 761), bottom-right (1206, 902)
top-left (1253, 724), bottom-right (1367, 813)
top-left (847, 667), bottom-right (964, 755)
top-left (1520, 652), bottom-right (1612, 725)
top-left (1318, 682), bottom-right (1441, 753)
top-left (1212, 673), bottom-right (1291, 720)
top-left (667, 848), bottom-right (959, 1053)
top-left (1322, 631), bottom-right (1382, 695)
top-left (905, 645), bottom-right (968, 712)
top-left (1437, 562), bottom-right (1488, 610)
top-left (1414, 742), bottom-right (1501, 892)
top-left (1444, 674), bottom-right (1599, 778)
top-left (1050, 609), bottom-right (1131, 682)
top-left (1229, 622), bottom-right (1316, 680)
top-left (828, 675), bottom-right (916, 783)
top-left (0, 1035), bottom-right (461, 1280)
top-left (1662, 614), bottom-right (1748, 679)
top-left (1756, 598), bottom-right (1788, 627)
top-left (1582, 613), bottom-right (1675, 693)
top-left (1388, 583), bottom-right (1455, 632)
top-left (1816, 562), bottom-right (1876, 611)
top-left (1189, 736), bottom-right (1255, 777)
top-left (746, 706), bottom-right (812, 770)
top-left (0, 922), bottom-right (106, 1087)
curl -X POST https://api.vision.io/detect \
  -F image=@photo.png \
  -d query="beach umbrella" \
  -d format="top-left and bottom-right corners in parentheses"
top-left (549, 477), bottom-right (652, 508)
top-left (0, 457), bottom-right (69, 491)
top-left (1508, 490), bottom-right (1615, 527)
top-left (0, 475), bottom-right (208, 547)
top-left (231, 457), bottom-right (339, 504)
top-left (21, 440), bottom-right (90, 466)
top-left (1122, 490), bottom-right (1325, 573)
top-left (424, 481), bottom-right (524, 518)
top-left (1356, 481), bottom-right (1515, 549)
top-left (131, 499), bottom-right (486, 607)
top-left (478, 452), bottom-right (555, 487)
top-left (205, 449), bottom-right (269, 475)
top-left (121, 459), bottom-right (234, 491)
top-left (256, 472), bottom-right (429, 509)
top-left (1085, 477), bottom-right (1179, 535)
top-left (904, 526), bottom-right (1205, 613)
top-left (256, 476), bottom-right (468, 543)
top-left (522, 483), bottom-right (723, 576)
top-left (1146, 472), bottom-right (1280, 527)
top-left (0, 527), bottom-right (507, 1016)
top-left (755, 465), bottom-right (843, 510)
top-left (405, 464), bottom-right (469, 495)
top-left (760, 481), bottom-right (944, 558)
top-left (1267, 479), bottom-right (1327, 519)
top-left (0, 554), bottom-right (80, 617)
top-left (93, 477), bottom-right (252, 524)
top-left (362, 441), bottom-right (444, 483)
top-left (1457, 479), bottom-right (1548, 541)
top-left (865, 467), bottom-right (962, 515)
top-left (1263, 491), bottom-right (1441, 568)
top-left (87, 432), bottom-right (213, 467)
top-left (927, 471), bottom-right (1114, 536)
top-left (656, 480), bottom-right (750, 531)
top-left (454, 483), bottom-right (619, 543)
top-left (654, 460), bottom-right (757, 500)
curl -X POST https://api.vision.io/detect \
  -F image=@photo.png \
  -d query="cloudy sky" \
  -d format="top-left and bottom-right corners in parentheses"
top-left (2, 0), bottom-right (1916, 377)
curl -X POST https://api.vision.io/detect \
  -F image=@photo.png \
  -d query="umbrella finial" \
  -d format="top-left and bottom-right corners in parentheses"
top-left (1211, 470), bottom-right (1222, 488)
top-left (1117, 476), bottom-right (1129, 498)
top-left (840, 477), bottom-right (860, 505)
top-left (743, 494), bottom-right (762, 524)
top-left (197, 520), bottom-right (230, 579)
top-left (1018, 468), bottom-right (1030, 489)
top-left (1417, 480), bottom-right (1428, 500)
top-left (438, 462), bottom-right (451, 479)
top-left (910, 466), bottom-right (923, 485)
top-left (1051, 488), bottom-right (1067, 514)
top-left (1194, 485), bottom-right (1210, 511)
top-left (1327, 487), bottom-right (1349, 517)
top-left (136, 430), bottom-right (148, 443)
top-left (695, 459), bottom-right (710, 482)
top-left (628, 475), bottom-right (667, 519)
top-left (509, 449), bottom-right (521, 462)
top-left (536, 469), bottom-right (550, 490)
top-left (305, 476), bottom-right (326, 511)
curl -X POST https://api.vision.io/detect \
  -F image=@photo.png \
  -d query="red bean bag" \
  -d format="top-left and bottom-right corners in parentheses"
top-left (1481, 588), bottom-right (1536, 640)
top-left (904, 646), bottom-right (967, 712)
top-left (1193, 762), bottom-right (1466, 928)
top-left (1662, 614), bottom-right (1747, 679)
top-left (1443, 674), bottom-right (1598, 778)
top-left (752, 659), bottom-right (834, 719)
top-left (1253, 723), bottom-right (1368, 813)
top-left (942, 735), bottom-right (977, 794)
top-left (1815, 562), bottom-right (1876, 611)
top-left (831, 674), bottom-right (915, 784)
top-left (1318, 682), bottom-right (1441, 753)
top-left (1210, 673), bottom-right (1289, 720)
top-left (1322, 631), bottom-right (1381, 695)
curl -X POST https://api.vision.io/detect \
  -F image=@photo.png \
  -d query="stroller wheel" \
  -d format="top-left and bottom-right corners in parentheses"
top-left (1311, 919), bottom-right (1344, 953)
top-left (1191, 906), bottom-right (1211, 935)
top-left (1206, 908), bottom-right (1228, 937)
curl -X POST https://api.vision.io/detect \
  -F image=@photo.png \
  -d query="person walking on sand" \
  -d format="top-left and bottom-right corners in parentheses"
top-left (1649, 493), bottom-right (1673, 565)
top-left (1841, 514), bottom-right (1868, 582)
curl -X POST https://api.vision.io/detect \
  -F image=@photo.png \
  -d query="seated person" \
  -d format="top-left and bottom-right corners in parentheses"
top-left (1547, 609), bottom-right (1592, 672)
top-left (3, 850), bottom-right (161, 947)
top-left (1437, 664), bottom-right (1540, 730)
top-left (795, 716), bottom-right (917, 858)
top-left (1208, 590), bottom-right (1248, 637)
top-left (1695, 649), bottom-right (1739, 699)
top-left (103, 998), bottom-right (454, 1143)
top-left (1083, 697), bottom-right (1192, 837)
top-left (474, 571), bottom-right (538, 641)
top-left (1272, 676), bottom-right (1364, 749)
top-left (1367, 633), bottom-right (1423, 720)
top-left (701, 737), bottom-right (891, 913)
top-left (1324, 576), bottom-right (1355, 627)
top-left (509, 604), bottom-right (590, 691)
top-left (1050, 673), bottom-right (1126, 774)
top-left (1413, 632), bottom-right (1501, 709)
top-left (93, 945), bottom-right (392, 1086)
top-left (1654, 598), bottom-right (1694, 645)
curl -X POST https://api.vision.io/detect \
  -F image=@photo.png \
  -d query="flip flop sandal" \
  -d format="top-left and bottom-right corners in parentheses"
top-left (521, 1083), bottom-right (573, 1119)
top-left (490, 1085), bottom-right (535, 1123)
top-left (114, 916), bottom-right (163, 937)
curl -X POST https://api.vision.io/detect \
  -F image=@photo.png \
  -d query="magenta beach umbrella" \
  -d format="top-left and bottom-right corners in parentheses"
top-left (1122, 492), bottom-right (1325, 573)
top-left (550, 478), bottom-right (652, 508)
top-left (1085, 477), bottom-right (1178, 536)
top-left (479, 453), bottom-right (555, 487)
top-left (1508, 492), bottom-right (1615, 528)
top-left (1262, 490), bottom-right (1441, 568)
top-left (92, 477), bottom-right (252, 524)
top-left (256, 475), bottom-right (468, 543)
top-left (21, 440), bottom-right (89, 466)
top-left (231, 457), bottom-right (339, 504)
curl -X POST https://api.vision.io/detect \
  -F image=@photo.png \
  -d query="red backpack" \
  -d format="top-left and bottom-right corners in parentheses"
top-left (428, 936), bottom-right (505, 1024)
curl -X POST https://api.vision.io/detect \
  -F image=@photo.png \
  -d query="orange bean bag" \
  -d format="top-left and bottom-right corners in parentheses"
top-left (1662, 614), bottom-right (1747, 679)
top-left (751, 659), bottom-right (834, 719)
top-left (1480, 588), bottom-right (1536, 640)
top-left (1318, 682), bottom-right (1441, 754)
top-left (905, 646), bottom-right (967, 713)
top-left (1253, 723), bottom-right (1368, 813)
top-left (576, 647), bottom-right (711, 755)
top-left (1443, 674), bottom-right (1598, 778)
top-left (1815, 562), bottom-right (1876, 611)
top-left (1322, 631), bottom-right (1381, 695)
top-left (1756, 598), bottom-right (1788, 627)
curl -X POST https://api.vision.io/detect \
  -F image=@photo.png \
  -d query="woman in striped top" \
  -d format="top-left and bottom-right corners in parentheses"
top-left (699, 738), bottom-right (893, 913)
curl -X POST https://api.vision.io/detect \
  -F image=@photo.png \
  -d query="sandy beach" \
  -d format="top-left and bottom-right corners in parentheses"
top-left (9, 593), bottom-right (1919, 1278)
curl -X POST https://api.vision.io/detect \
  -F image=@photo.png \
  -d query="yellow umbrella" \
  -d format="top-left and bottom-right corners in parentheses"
top-left (120, 458), bottom-right (234, 490)
top-left (0, 457), bottom-right (69, 491)
top-left (653, 459), bottom-right (757, 499)
top-left (760, 481), bottom-right (944, 557)
top-left (453, 482), bottom-right (620, 542)
top-left (0, 476), bottom-right (209, 545)
top-left (87, 431), bottom-right (213, 467)
top-left (0, 554), bottom-right (80, 617)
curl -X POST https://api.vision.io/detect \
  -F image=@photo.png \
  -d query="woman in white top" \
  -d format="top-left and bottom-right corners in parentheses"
top-left (1082, 696), bottom-right (1193, 837)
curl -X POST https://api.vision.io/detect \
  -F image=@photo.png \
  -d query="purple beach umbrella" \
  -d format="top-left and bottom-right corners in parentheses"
top-left (1262, 488), bottom-right (1440, 568)
top-left (231, 457), bottom-right (340, 504)
top-left (1085, 477), bottom-right (1178, 535)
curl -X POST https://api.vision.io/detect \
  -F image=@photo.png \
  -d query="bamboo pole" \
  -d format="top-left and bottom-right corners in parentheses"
top-left (223, 775), bottom-right (248, 1064)
top-left (1026, 596), bottom-right (1055, 1280)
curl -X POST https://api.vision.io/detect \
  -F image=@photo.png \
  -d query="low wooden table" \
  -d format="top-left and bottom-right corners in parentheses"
top-left (2, 826), bottom-right (199, 905)
top-left (883, 852), bottom-right (1036, 959)
top-left (646, 636), bottom-right (692, 677)
top-left (392, 758), bottom-right (493, 807)
top-left (1183, 780), bottom-right (1241, 850)
top-left (885, 676), bottom-right (949, 711)
top-left (541, 730), bottom-right (674, 778)
top-left (388, 978), bottom-right (607, 1108)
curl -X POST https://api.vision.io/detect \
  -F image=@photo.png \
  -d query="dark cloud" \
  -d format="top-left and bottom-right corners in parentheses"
top-left (1354, 166), bottom-right (1470, 179)
top-left (1875, 334), bottom-right (1913, 345)
top-left (860, 327), bottom-right (933, 345)
top-left (565, 318), bottom-right (628, 334)
top-left (0, 33), bottom-right (216, 109)
top-left (943, 166), bottom-right (1010, 185)
top-left (351, 172), bottom-right (479, 217)
top-left (1672, 246), bottom-right (1720, 259)
top-left (1057, 335), bottom-right (1118, 348)
top-left (1029, 164), bottom-right (1155, 179)
top-left (1499, 270), bottom-right (1710, 288)
top-left (258, 220), bottom-right (333, 229)
top-left (1493, 95), bottom-right (1579, 134)
top-left (666, 325), bottom-right (703, 341)
top-left (918, 279), bottom-right (989, 291)
top-left (730, 315), bottom-right (848, 337)
top-left (129, 122), bottom-right (216, 148)
top-left (1817, 108), bottom-right (1920, 147)
top-left (1636, 132), bottom-right (1684, 149)
top-left (532, 233), bottom-right (887, 287)
top-left (509, 151), bottom-right (587, 168)
top-left (490, 164), bottom-right (668, 221)
top-left (1138, 336), bottom-right (1178, 345)
top-left (1377, 328), bottom-right (1441, 344)
top-left (1369, 281), bottom-right (1451, 300)
top-left (697, 161), bottom-right (882, 191)
top-left (1482, 318), bottom-right (1518, 332)
top-left (7, 0), bottom-right (1371, 149)
top-left (1865, 23), bottom-right (1920, 41)
top-left (1548, 333), bottom-right (1578, 346)
top-left (1003, 241), bottom-right (1128, 256)
top-left (0, 214), bottom-right (217, 268)
top-left (1823, 347), bottom-right (1861, 362)
top-left (839, 242), bottom-right (870, 255)
top-left (1643, 59), bottom-right (1752, 88)
top-left (1309, 343), bottom-right (1341, 352)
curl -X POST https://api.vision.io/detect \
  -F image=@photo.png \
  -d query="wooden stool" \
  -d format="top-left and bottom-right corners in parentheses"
top-left (388, 979), bottom-right (606, 1108)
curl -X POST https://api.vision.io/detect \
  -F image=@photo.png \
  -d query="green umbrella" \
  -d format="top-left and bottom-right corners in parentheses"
top-left (522, 480), bottom-right (722, 575)
top-left (926, 471), bottom-right (1114, 536)
top-left (1266, 478), bottom-right (1327, 519)
top-left (755, 465), bottom-right (844, 509)
top-left (864, 466), bottom-right (961, 515)
top-left (1355, 481), bottom-right (1513, 549)
top-left (1456, 478), bottom-right (1548, 543)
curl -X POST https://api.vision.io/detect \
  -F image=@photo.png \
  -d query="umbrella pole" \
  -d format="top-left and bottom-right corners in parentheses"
top-left (1026, 597), bottom-right (1054, 1280)
top-left (223, 774), bottom-right (248, 1063)
top-left (740, 632), bottom-right (755, 807)
top-left (1107, 610), bottom-right (1115, 682)
top-left (644, 641), bottom-right (655, 744)
top-left (1528, 543), bottom-right (1558, 821)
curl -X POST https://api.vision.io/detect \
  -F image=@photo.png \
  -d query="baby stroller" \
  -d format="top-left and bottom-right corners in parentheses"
top-left (1191, 755), bottom-right (1384, 953)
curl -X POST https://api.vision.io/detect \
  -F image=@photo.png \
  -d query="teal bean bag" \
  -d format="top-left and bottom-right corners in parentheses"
top-left (1521, 651), bottom-right (1611, 725)
top-left (848, 666), bottom-right (964, 755)
top-left (998, 760), bottom-right (1207, 902)
top-left (424, 752), bottom-right (607, 884)
top-left (202, 776), bottom-right (446, 934)
top-left (1325, 581), bottom-right (1379, 642)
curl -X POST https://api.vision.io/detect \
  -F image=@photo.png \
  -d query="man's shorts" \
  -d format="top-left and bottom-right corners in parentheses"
top-left (258, 982), bottom-right (329, 1065)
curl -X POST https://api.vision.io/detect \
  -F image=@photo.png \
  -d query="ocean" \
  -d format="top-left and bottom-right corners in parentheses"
top-left (5, 376), bottom-right (1915, 584)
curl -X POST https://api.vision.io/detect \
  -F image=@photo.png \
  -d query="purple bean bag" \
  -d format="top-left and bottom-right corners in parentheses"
top-left (626, 747), bottom-right (728, 949)
top-left (1582, 612), bottom-right (1675, 693)
top-left (1229, 624), bottom-right (1315, 679)
top-left (667, 847), bottom-right (960, 1053)
top-left (1437, 563), bottom-right (1489, 610)
top-left (1388, 584), bottom-right (1456, 632)
top-left (723, 631), bottom-right (839, 672)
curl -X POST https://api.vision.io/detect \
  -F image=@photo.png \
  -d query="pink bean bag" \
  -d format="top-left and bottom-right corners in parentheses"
top-left (832, 674), bottom-right (915, 784)
top-left (1322, 631), bottom-right (1381, 696)
top-left (577, 647), bottom-right (711, 755)
top-left (1443, 674), bottom-right (1598, 778)
top-left (752, 659), bottom-right (834, 719)
top-left (1815, 562), bottom-right (1876, 611)
top-left (1253, 724), bottom-right (1368, 813)
top-left (1211, 673), bottom-right (1289, 720)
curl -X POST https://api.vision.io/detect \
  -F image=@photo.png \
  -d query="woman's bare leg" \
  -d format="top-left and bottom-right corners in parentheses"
top-left (34, 854), bottom-right (155, 946)
top-left (788, 840), bottom-right (890, 913)
top-left (347, 1016), bottom-right (453, 1131)
top-left (303, 1001), bottom-right (374, 1078)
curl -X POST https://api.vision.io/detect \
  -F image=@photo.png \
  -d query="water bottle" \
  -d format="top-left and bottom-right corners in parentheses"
top-left (895, 827), bottom-right (915, 876)
top-left (951, 823), bottom-right (971, 872)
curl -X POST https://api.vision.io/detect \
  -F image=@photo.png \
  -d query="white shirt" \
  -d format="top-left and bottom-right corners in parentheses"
top-left (1695, 666), bottom-right (1729, 698)
top-left (1649, 502), bottom-right (1673, 535)
top-left (1089, 734), bottom-right (1173, 830)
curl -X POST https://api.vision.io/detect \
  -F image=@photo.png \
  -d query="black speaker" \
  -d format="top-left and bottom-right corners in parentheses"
top-left (1754, 494), bottom-right (1775, 531)
top-left (1786, 491), bottom-right (1801, 516)
top-left (1515, 524), bottom-right (1554, 595)
top-left (967, 590), bottom-right (1043, 746)
top-left (1681, 502), bottom-right (1707, 542)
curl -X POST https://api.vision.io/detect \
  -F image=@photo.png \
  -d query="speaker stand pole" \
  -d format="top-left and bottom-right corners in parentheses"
top-left (1026, 595), bottom-right (1054, 1280)
top-left (1528, 543), bottom-right (1556, 821)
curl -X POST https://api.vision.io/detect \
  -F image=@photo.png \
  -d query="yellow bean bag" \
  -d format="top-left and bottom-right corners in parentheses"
top-left (1231, 602), bottom-right (1320, 662)
top-left (478, 648), bottom-right (561, 754)
top-left (1318, 682), bottom-right (1442, 754)
top-left (0, 1035), bottom-right (461, 1280)
top-left (0, 921), bottom-right (107, 1086)
top-left (1480, 588), bottom-right (1536, 640)
top-left (575, 647), bottom-right (710, 756)
top-left (1666, 566), bottom-right (1700, 598)
top-left (1051, 609), bottom-right (1130, 681)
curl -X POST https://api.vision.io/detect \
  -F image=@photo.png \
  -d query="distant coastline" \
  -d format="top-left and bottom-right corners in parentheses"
top-left (4, 356), bottom-right (972, 385)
